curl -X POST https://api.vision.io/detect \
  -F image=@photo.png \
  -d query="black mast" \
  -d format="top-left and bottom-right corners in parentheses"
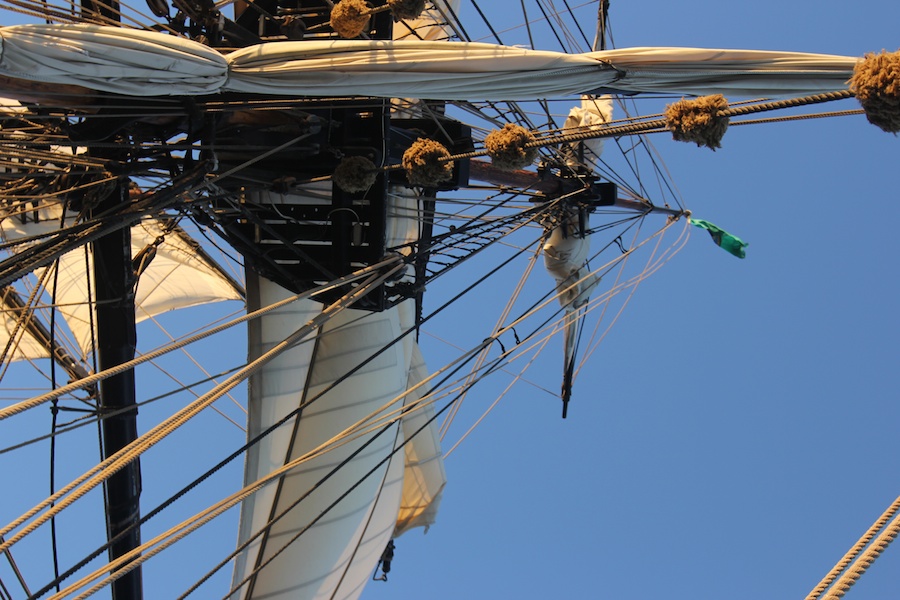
top-left (91, 182), bottom-right (144, 600)
top-left (77, 0), bottom-right (144, 591)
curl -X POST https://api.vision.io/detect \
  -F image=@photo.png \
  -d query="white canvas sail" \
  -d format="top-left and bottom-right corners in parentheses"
top-left (0, 211), bottom-right (243, 361)
top-left (233, 273), bottom-right (412, 600)
top-left (231, 183), bottom-right (442, 599)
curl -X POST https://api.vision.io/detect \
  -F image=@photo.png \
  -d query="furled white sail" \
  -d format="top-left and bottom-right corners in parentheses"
top-left (0, 24), bottom-right (859, 100)
top-left (563, 96), bottom-right (614, 165)
top-left (594, 46), bottom-right (859, 96)
top-left (0, 24), bottom-right (226, 95)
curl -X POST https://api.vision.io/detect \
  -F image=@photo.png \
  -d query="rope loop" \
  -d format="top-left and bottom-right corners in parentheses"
top-left (333, 155), bottom-right (378, 193)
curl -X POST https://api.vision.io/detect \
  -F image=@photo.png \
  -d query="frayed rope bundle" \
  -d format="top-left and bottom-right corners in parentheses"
top-left (484, 123), bottom-right (538, 170)
top-left (330, 0), bottom-right (427, 38)
top-left (402, 138), bottom-right (454, 187)
top-left (851, 50), bottom-right (900, 134)
top-left (665, 94), bottom-right (729, 150)
top-left (388, 0), bottom-right (426, 20)
top-left (333, 156), bottom-right (378, 193)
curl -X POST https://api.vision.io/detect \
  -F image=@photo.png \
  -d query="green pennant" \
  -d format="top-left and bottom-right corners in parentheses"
top-left (690, 218), bottom-right (748, 258)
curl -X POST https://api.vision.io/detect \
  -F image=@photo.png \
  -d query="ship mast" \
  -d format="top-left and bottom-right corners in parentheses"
top-left (79, 0), bottom-right (144, 595)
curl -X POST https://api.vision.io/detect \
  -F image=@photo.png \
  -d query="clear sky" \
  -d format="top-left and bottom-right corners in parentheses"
top-left (1, 2), bottom-right (898, 600)
top-left (364, 2), bottom-right (900, 599)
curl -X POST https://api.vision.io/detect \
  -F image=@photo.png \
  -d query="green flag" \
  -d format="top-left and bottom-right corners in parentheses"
top-left (690, 218), bottom-right (747, 258)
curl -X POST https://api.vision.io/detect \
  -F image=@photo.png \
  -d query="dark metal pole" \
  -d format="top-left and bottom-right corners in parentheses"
top-left (92, 181), bottom-right (144, 600)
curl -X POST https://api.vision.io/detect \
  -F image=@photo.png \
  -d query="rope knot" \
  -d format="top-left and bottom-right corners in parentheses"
top-left (484, 123), bottom-right (538, 170)
top-left (402, 138), bottom-right (453, 187)
top-left (333, 156), bottom-right (378, 193)
top-left (665, 94), bottom-right (730, 150)
top-left (851, 49), bottom-right (900, 134)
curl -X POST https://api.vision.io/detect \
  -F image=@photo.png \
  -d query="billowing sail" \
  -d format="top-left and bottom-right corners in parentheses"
top-left (394, 343), bottom-right (446, 537)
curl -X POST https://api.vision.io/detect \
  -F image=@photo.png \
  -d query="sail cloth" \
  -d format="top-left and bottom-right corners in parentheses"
top-left (235, 277), bottom-right (412, 600)
top-left (563, 96), bottom-right (614, 165)
top-left (394, 343), bottom-right (446, 537)
top-left (0, 208), bottom-right (243, 360)
top-left (232, 186), bottom-right (445, 600)
top-left (594, 46), bottom-right (858, 97)
top-left (0, 24), bottom-right (859, 100)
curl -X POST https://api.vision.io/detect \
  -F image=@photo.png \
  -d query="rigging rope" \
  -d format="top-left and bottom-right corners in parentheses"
top-left (807, 494), bottom-right (900, 600)
top-left (0, 265), bottom-right (402, 555)
top-left (438, 239), bottom-right (544, 439)
top-left (576, 216), bottom-right (691, 375)
top-left (0, 259), bottom-right (394, 421)
top-left (49, 263), bottom-right (580, 597)
top-left (820, 509), bottom-right (900, 599)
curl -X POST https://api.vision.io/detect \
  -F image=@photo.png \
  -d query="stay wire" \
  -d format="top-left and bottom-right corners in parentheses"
top-left (12, 267), bottom-right (402, 598)
top-left (3, 365), bottom-right (244, 459)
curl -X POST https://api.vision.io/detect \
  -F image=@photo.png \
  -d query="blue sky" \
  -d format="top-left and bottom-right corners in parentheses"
top-left (364, 2), bottom-right (900, 599)
top-left (1, 2), bottom-right (898, 599)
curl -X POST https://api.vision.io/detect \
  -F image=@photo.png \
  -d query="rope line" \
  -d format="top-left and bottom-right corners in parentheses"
top-left (807, 494), bottom-right (900, 600)
top-left (0, 265), bottom-right (401, 555)
top-left (0, 259), bottom-right (396, 421)
top-left (820, 509), bottom-right (900, 599)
